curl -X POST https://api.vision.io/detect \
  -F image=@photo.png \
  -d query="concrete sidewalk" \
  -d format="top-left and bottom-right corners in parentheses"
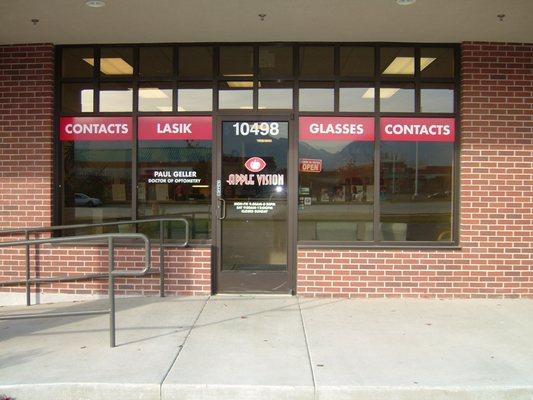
top-left (1, 296), bottom-right (533, 400)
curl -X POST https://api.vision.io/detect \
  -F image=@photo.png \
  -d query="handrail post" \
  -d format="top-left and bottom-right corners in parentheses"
top-left (160, 220), bottom-right (165, 297)
top-left (25, 230), bottom-right (30, 306)
top-left (108, 236), bottom-right (116, 348)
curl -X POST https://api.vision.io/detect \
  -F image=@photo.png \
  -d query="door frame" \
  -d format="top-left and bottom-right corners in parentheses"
top-left (211, 114), bottom-right (297, 294)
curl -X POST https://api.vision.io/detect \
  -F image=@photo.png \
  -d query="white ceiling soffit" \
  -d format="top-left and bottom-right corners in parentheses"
top-left (0, 0), bottom-right (532, 45)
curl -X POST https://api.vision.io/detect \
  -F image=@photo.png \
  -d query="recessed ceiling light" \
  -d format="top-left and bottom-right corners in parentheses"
top-left (85, 0), bottom-right (106, 7)
top-left (396, 0), bottom-right (416, 5)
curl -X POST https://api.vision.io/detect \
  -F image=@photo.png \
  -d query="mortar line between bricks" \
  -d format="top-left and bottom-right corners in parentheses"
top-left (298, 296), bottom-right (318, 400)
top-left (159, 295), bottom-right (211, 399)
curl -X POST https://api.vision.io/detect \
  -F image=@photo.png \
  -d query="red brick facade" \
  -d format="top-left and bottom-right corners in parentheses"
top-left (0, 42), bottom-right (532, 300)
top-left (299, 42), bottom-right (533, 298)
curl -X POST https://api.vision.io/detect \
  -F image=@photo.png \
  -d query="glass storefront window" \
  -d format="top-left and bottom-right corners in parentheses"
top-left (421, 85), bottom-right (454, 113)
top-left (178, 82), bottom-right (213, 112)
top-left (220, 46), bottom-right (254, 78)
top-left (339, 85), bottom-right (375, 112)
top-left (99, 82), bottom-right (133, 112)
top-left (258, 82), bottom-right (293, 109)
top-left (340, 46), bottom-right (374, 77)
top-left (138, 138), bottom-right (212, 240)
top-left (139, 83), bottom-right (173, 112)
top-left (61, 47), bottom-right (94, 78)
top-left (421, 47), bottom-right (454, 78)
top-left (299, 139), bottom-right (374, 241)
top-left (219, 81), bottom-right (253, 109)
top-left (139, 46), bottom-right (174, 78)
top-left (299, 82), bottom-right (334, 112)
top-left (179, 46), bottom-right (213, 79)
top-left (259, 45), bottom-right (293, 78)
top-left (61, 83), bottom-right (94, 113)
top-left (381, 47), bottom-right (415, 77)
top-left (379, 85), bottom-right (414, 113)
top-left (62, 140), bottom-right (132, 231)
top-left (380, 142), bottom-right (453, 241)
top-left (299, 46), bottom-right (334, 78)
top-left (99, 47), bottom-right (134, 77)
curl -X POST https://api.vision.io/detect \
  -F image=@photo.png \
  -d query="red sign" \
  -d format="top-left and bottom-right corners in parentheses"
top-left (299, 117), bottom-right (374, 141)
top-left (59, 117), bottom-right (132, 141)
top-left (244, 157), bottom-right (267, 173)
top-left (381, 118), bottom-right (455, 142)
top-left (138, 116), bottom-right (212, 141)
top-left (299, 158), bottom-right (322, 173)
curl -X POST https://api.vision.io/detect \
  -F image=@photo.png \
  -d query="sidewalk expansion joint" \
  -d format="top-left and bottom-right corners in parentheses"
top-left (297, 296), bottom-right (318, 400)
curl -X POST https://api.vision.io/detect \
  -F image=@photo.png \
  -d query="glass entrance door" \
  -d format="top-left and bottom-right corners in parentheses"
top-left (216, 120), bottom-right (290, 293)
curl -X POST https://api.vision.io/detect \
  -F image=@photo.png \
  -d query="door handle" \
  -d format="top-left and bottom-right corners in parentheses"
top-left (218, 198), bottom-right (226, 220)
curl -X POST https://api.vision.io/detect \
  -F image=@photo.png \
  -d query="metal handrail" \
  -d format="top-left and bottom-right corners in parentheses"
top-left (0, 233), bottom-right (151, 347)
top-left (0, 217), bottom-right (190, 302)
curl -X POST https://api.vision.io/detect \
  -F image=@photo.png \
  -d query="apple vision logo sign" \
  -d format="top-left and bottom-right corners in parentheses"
top-left (244, 157), bottom-right (266, 173)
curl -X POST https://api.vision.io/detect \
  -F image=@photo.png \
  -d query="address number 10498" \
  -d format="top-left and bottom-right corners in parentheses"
top-left (232, 122), bottom-right (280, 136)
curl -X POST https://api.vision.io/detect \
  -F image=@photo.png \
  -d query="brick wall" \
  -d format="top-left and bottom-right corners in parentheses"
top-left (0, 44), bottom-right (211, 300)
top-left (298, 42), bottom-right (533, 298)
top-left (1, 42), bottom-right (532, 301)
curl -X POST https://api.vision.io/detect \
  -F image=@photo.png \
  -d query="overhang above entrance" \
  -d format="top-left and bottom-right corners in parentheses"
top-left (1, 0), bottom-right (532, 45)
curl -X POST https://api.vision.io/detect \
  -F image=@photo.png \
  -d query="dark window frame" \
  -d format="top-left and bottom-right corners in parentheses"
top-left (55, 42), bottom-right (460, 248)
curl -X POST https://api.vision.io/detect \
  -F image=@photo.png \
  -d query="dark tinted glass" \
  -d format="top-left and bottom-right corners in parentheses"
top-left (299, 140), bottom-right (374, 241)
top-left (221, 121), bottom-right (288, 271)
top-left (299, 46), bottom-right (334, 78)
top-left (259, 81), bottom-right (293, 109)
top-left (220, 46), bottom-right (253, 77)
top-left (61, 83), bottom-right (94, 113)
top-left (62, 140), bottom-right (132, 233)
top-left (62, 47), bottom-right (94, 78)
top-left (218, 81), bottom-right (253, 109)
top-left (259, 46), bottom-right (293, 78)
top-left (421, 85), bottom-right (454, 113)
top-left (99, 82), bottom-right (133, 112)
top-left (380, 47), bottom-right (415, 77)
top-left (138, 139), bottom-right (212, 240)
top-left (421, 48), bottom-right (454, 78)
top-left (380, 142), bottom-right (453, 241)
top-left (139, 47), bottom-right (173, 77)
top-left (299, 82), bottom-right (334, 112)
top-left (178, 82), bottom-right (213, 112)
top-left (138, 82), bottom-right (173, 112)
top-left (340, 46), bottom-right (374, 77)
top-left (179, 46), bottom-right (213, 79)
top-left (380, 85), bottom-right (414, 112)
top-left (100, 47), bottom-right (134, 77)
top-left (339, 84), bottom-right (375, 112)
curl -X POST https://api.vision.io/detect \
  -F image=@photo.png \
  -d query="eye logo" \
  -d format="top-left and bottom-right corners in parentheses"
top-left (244, 157), bottom-right (266, 173)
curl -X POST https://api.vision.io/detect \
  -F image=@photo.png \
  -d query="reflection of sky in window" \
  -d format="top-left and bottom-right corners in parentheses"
top-left (178, 89), bottom-right (213, 111)
top-left (81, 89), bottom-right (94, 112)
top-left (380, 88), bottom-right (414, 112)
top-left (421, 89), bottom-right (454, 113)
top-left (259, 89), bottom-right (293, 109)
top-left (339, 88), bottom-right (374, 112)
top-left (219, 90), bottom-right (253, 109)
top-left (139, 88), bottom-right (172, 112)
top-left (99, 89), bottom-right (132, 112)
top-left (299, 88), bottom-right (334, 111)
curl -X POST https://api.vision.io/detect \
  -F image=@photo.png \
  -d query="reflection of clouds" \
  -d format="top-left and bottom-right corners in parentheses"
top-left (100, 89), bottom-right (133, 112)
top-left (258, 89), bottom-right (293, 109)
top-left (299, 88), bottom-right (334, 112)
top-left (178, 89), bottom-right (213, 111)
top-left (339, 88), bottom-right (374, 112)
top-left (381, 88), bottom-right (414, 112)
top-left (421, 89), bottom-right (454, 113)
top-left (219, 90), bottom-right (253, 109)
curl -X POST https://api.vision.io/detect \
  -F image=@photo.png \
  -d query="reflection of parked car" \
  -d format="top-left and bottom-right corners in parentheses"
top-left (75, 193), bottom-right (102, 207)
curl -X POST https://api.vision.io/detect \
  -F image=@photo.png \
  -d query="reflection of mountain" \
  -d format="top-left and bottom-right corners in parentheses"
top-left (299, 141), bottom-right (373, 170)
